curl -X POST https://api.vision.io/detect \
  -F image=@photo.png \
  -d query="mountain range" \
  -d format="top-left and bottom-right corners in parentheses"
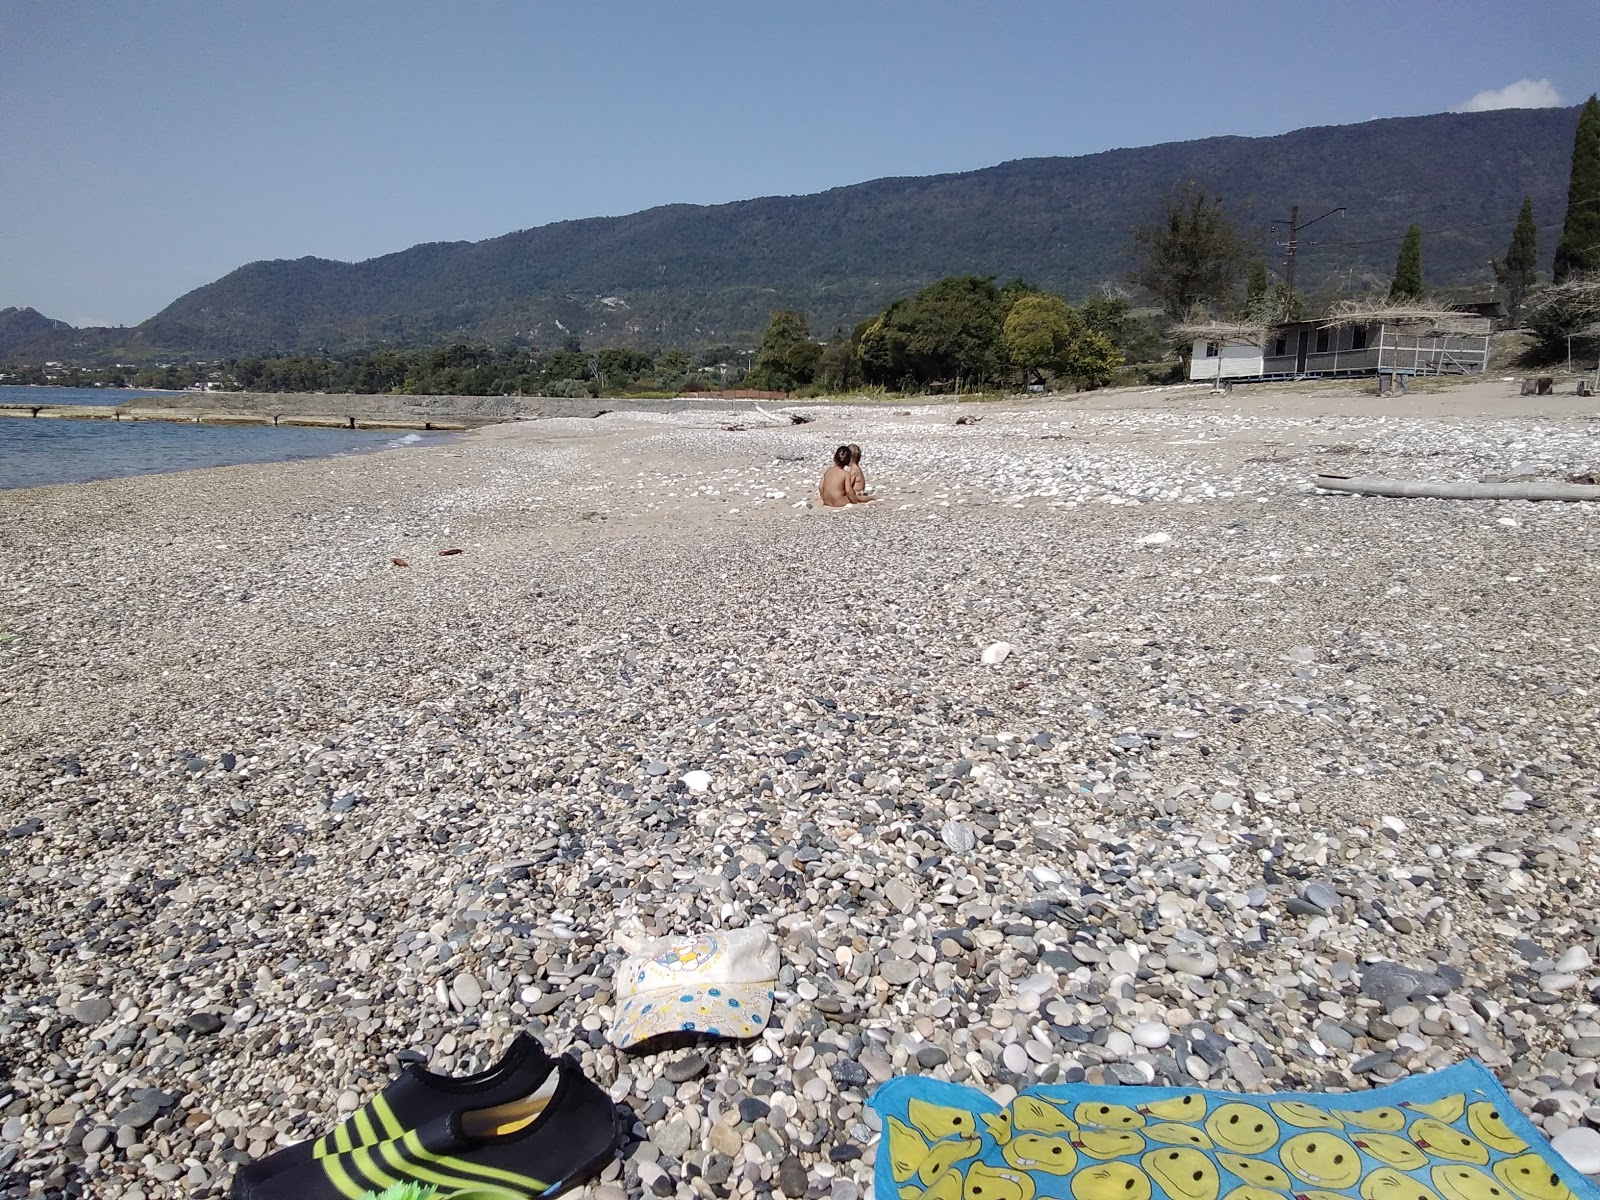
top-left (7, 104), bottom-right (1582, 362)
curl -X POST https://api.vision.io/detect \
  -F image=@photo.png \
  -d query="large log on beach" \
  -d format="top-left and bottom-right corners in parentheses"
top-left (1314, 473), bottom-right (1600, 501)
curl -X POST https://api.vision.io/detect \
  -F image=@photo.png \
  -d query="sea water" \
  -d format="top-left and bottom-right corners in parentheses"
top-left (0, 386), bottom-right (441, 491)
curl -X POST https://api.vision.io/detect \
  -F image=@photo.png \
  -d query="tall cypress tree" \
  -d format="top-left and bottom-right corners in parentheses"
top-left (1389, 224), bottom-right (1424, 301)
top-left (1242, 259), bottom-right (1269, 320)
top-left (1494, 196), bottom-right (1538, 321)
top-left (1554, 94), bottom-right (1600, 283)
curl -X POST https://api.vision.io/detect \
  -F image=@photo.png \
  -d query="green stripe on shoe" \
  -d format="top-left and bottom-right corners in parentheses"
top-left (320, 1149), bottom-right (373, 1200)
top-left (371, 1095), bottom-right (405, 1139)
top-left (375, 1139), bottom-right (495, 1193)
top-left (398, 1129), bottom-right (549, 1192)
top-left (349, 1144), bottom-right (401, 1193)
top-left (353, 1105), bottom-right (380, 1146)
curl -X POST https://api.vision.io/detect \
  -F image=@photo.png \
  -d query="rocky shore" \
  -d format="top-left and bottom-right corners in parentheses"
top-left (2, 379), bottom-right (1599, 1199)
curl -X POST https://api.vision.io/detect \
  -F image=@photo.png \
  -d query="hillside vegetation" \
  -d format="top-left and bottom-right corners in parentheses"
top-left (14, 105), bottom-right (1583, 361)
top-left (0, 308), bottom-right (73, 356)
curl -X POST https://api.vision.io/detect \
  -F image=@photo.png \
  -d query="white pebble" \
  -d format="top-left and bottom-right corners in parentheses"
top-left (1551, 1126), bottom-right (1600, 1175)
top-left (1557, 946), bottom-right (1593, 973)
top-left (1132, 1021), bottom-right (1171, 1049)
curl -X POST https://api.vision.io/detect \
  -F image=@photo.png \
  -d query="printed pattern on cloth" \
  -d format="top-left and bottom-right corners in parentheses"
top-left (869, 1060), bottom-right (1599, 1200)
top-left (612, 980), bottom-right (773, 1042)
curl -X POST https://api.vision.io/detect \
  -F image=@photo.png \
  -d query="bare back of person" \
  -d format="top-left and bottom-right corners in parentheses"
top-left (846, 443), bottom-right (876, 503)
top-left (819, 445), bottom-right (853, 507)
top-left (819, 464), bottom-right (850, 507)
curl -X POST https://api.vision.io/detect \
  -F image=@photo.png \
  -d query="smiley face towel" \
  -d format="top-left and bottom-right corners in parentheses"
top-left (869, 1059), bottom-right (1598, 1200)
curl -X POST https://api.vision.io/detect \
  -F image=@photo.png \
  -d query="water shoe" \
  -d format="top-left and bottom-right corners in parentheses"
top-left (235, 1053), bottom-right (619, 1200)
top-left (232, 1034), bottom-right (555, 1195)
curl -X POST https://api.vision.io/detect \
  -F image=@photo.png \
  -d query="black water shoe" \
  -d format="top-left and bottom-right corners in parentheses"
top-left (231, 1034), bottom-right (555, 1196)
top-left (233, 1054), bottom-right (619, 1200)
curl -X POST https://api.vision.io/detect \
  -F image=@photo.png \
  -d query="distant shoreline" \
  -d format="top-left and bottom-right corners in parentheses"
top-left (0, 389), bottom-right (806, 432)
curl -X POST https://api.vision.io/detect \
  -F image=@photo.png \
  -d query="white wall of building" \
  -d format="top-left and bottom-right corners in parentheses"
top-left (1188, 339), bottom-right (1264, 381)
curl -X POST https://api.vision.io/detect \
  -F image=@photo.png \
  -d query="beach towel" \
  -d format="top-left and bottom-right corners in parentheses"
top-left (869, 1060), bottom-right (1597, 1200)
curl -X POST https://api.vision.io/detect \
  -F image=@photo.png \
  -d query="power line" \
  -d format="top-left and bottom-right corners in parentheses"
top-left (1299, 217), bottom-right (1537, 248)
top-left (1298, 198), bottom-right (1600, 250)
top-left (1302, 221), bottom-right (1567, 250)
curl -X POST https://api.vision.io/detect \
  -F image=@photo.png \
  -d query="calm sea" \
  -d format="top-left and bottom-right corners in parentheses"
top-left (0, 386), bottom-right (442, 491)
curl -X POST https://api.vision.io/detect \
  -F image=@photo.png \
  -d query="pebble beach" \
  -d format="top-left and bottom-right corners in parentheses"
top-left (3, 378), bottom-right (1600, 1199)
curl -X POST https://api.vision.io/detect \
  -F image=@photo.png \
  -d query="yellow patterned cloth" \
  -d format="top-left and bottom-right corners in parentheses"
top-left (870, 1060), bottom-right (1597, 1200)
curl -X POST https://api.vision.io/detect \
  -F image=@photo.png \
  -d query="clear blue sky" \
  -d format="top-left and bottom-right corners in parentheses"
top-left (3, 0), bottom-right (1594, 327)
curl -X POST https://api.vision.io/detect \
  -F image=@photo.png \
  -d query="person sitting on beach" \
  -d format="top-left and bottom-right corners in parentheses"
top-left (846, 444), bottom-right (876, 503)
top-left (819, 445), bottom-right (852, 507)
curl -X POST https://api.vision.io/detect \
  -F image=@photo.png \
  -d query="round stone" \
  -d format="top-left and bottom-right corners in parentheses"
top-left (1103, 1029), bottom-right (1136, 1057)
top-left (72, 997), bottom-right (112, 1025)
top-left (451, 972), bottom-right (483, 1007)
top-left (1131, 1021), bottom-right (1170, 1049)
top-left (1167, 950), bottom-right (1218, 978)
top-left (1551, 1127), bottom-right (1600, 1175)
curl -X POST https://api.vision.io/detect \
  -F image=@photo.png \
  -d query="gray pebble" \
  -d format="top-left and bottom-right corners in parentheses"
top-left (72, 997), bottom-right (112, 1025)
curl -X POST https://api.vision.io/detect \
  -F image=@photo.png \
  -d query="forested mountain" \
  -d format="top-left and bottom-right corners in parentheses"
top-left (15, 105), bottom-right (1584, 360)
top-left (0, 307), bottom-right (73, 356)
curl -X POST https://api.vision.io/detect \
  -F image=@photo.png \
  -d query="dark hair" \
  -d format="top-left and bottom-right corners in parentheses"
top-left (833, 445), bottom-right (852, 468)
top-left (848, 443), bottom-right (862, 463)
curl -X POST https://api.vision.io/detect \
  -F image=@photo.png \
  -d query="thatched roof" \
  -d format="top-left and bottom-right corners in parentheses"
top-left (1532, 275), bottom-right (1600, 306)
top-left (1317, 299), bottom-right (1485, 334)
top-left (1170, 320), bottom-right (1268, 345)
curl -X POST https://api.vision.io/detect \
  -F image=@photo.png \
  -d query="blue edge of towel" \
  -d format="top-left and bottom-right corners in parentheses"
top-left (869, 1059), bottom-right (1599, 1200)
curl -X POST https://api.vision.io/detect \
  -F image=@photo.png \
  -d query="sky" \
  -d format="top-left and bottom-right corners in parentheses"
top-left (2, 0), bottom-right (1596, 328)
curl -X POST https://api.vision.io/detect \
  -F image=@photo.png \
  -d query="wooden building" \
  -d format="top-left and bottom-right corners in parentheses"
top-left (1188, 310), bottom-right (1491, 383)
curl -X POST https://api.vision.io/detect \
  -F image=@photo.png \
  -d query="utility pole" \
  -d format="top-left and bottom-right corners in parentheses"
top-left (1285, 205), bottom-right (1299, 305)
top-left (1273, 205), bottom-right (1346, 314)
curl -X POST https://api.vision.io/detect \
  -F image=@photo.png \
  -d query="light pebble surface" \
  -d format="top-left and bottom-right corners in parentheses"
top-left (2, 377), bottom-right (1600, 1199)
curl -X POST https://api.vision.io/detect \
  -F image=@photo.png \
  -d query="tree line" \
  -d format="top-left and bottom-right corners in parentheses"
top-left (745, 277), bottom-right (1165, 395)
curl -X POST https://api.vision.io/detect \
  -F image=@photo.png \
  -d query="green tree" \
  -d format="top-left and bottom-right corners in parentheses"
top-left (1555, 95), bottom-right (1600, 283)
top-left (998, 277), bottom-right (1040, 322)
top-left (816, 325), bottom-right (866, 392)
top-left (1129, 182), bottom-right (1248, 319)
top-left (747, 309), bottom-right (821, 392)
top-left (858, 303), bottom-right (910, 388)
top-left (876, 275), bottom-right (998, 392)
top-left (1494, 196), bottom-right (1539, 322)
top-left (1243, 260), bottom-right (1269, 319)
top-left (1263, 283), bottom-right (1303, 324)
top-left (1081, 293), bottom-right (1167, 363)
top-left (1003, 292), bottom-right (1080, 383)
top-left (1389, 224), bottom-right (1424, 301)
top-left (1064, 329), bottom-right (1124, 390)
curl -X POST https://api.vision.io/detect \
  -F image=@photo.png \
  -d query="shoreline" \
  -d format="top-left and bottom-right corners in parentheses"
top-left (2, 378), bottom-right (1599, 1198)
top-left (0, 389), bottom-right (820, 434)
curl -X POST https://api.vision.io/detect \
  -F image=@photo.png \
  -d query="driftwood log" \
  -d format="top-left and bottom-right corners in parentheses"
top-left (1314, 474), bottom-right (1600, 502)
